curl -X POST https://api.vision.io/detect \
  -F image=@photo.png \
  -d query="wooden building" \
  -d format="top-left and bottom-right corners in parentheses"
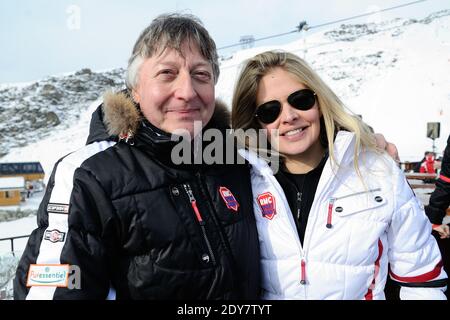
top-left (0, 177), bottom-right (25, 206)
top-left (0, 162), bottom-right (45, 182)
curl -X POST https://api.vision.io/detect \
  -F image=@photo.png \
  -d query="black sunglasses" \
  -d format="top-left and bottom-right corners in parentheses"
top-left (255, 89), bottom-right (317, 124)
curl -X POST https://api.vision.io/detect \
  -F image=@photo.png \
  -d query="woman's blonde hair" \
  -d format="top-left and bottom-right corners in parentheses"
top-left (231, 50), bottom-right (379, 174)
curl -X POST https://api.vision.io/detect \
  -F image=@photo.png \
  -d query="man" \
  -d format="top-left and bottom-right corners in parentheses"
top-left (420, 151), bottom-right (437, 174)
top-left (14, 13), bottom-right (261, 300)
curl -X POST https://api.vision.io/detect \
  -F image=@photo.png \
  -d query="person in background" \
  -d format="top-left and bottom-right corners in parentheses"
top-left (231, 50), bottom-right (447, 299)
top-left (420, 151), bottom-right (437, 174)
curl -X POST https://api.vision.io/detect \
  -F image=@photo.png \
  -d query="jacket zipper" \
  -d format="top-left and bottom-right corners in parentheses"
top-left (293, 187), bottom-right (307, 286)
top-left (300, 259), bottom-right (307, 285)
top-left (296, 192), bottom-right (302, 220)
top-left (195, 172), bottom-right (240, 294)
top-left (332, 188), bottom-right (381, 201)
top-left (326, 188), bottom-right (381, 228)
top-left (183, 183), bottom-right (216, 265)
top-left (298, 193), bottom-right (307, 286)
top-left (296, 157), bottom-right (334, 297)
top-left (326, 198), bottom-right (335, 228)
top-left (269, 175), bottom-right (307, 289)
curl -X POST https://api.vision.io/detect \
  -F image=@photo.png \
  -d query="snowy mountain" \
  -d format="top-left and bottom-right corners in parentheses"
top-left (219, 9), bottom-right (450, 163)
top-left (0, 68), bottom-right (125, 157)
top-left (1, 9), bottom-right (449, 182)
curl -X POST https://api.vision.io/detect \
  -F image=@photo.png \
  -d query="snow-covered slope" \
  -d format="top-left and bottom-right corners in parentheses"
top-left (0, 69), bottom-right (125, 180)
top-left (1, 97), bottom-right (106, 184)
top-left (217, 10), bottom-right (450, 162)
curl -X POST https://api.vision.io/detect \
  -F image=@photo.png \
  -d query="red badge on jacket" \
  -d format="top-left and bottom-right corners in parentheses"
top-left (257, 192), bottom-right (277, 220)
top-left (219, 187), bottom-right (239, 212)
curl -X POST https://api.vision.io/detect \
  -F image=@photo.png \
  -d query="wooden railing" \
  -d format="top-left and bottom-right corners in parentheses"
top-left (405, 173), bottom-right (437, 189)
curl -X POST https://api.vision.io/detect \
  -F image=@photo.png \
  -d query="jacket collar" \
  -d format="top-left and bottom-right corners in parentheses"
top-left (86, 89), bottom-right (231, 145)
top-left (85, 89), bottom-right (235, 170)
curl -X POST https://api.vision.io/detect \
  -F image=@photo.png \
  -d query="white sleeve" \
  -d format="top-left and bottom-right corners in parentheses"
top-left (387, 162), bottom-right (447, 300)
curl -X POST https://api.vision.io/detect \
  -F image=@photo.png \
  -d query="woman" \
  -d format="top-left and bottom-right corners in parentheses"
top-left (231, 51), bottom-right (447, 299)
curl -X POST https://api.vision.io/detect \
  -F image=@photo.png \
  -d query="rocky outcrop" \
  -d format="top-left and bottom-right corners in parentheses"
top-left (0, 68), bottom-right (126, 155)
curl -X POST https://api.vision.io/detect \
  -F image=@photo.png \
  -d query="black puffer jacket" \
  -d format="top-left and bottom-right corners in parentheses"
top-left (426, 134), bottom-right (450, 225)
top-left (14, 92), bottom-right (261, 300)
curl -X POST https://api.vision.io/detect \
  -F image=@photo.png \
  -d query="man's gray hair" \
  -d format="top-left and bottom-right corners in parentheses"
top-left (126, 13), bottom-right (220, 89)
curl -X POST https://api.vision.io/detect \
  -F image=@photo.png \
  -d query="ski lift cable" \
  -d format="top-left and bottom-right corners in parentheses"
top-left (217, 0), bottom-right (427, 51)
top-left (309, 0), bottom-right (427, 29)
top-left (218, 30), bottom-right (298, 50)
top-left (219, 22), bottom-right (420, 71)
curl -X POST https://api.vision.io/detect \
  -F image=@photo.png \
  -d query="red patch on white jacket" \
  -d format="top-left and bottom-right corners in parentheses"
top-left (257, 192), bottom-right (277, 220)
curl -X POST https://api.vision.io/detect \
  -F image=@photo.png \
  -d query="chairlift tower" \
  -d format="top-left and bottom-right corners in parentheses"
top-left (296, 21), bottom-right (309, 59)
top-left (239, 35), bottom-right (255, 50)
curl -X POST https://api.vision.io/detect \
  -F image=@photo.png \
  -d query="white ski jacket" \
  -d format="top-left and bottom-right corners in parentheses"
top-left (239, 131), bottom-right (447, 300)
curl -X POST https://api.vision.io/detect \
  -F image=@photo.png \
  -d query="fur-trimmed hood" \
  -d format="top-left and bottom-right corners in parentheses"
top-left (86, 89), bottom-right (232, 144)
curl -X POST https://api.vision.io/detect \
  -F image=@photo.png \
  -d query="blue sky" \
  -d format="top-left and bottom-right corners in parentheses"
top-left (0, 0), bottom-right (448, 83)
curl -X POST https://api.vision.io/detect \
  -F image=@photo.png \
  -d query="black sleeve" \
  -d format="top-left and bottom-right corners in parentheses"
top-left (425, 136), bottom-right (450, 224)
top-left (13, 161), bottom-right (118, 300)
